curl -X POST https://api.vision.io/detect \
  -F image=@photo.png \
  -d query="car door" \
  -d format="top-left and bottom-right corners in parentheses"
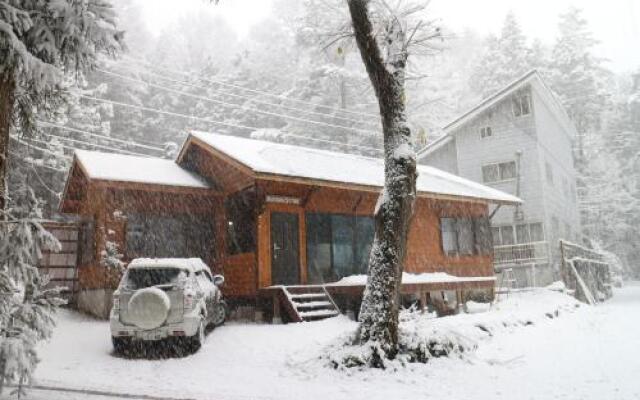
top-left (196, 270), bottom-right (215, 317)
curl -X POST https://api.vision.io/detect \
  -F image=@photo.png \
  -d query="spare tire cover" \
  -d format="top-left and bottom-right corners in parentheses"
top-left (127, 287), bottom-right (171, 330)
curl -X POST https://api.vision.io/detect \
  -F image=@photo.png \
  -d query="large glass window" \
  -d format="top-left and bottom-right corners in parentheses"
top-left (126, 213), bottom-right (214, 261)
top-left (440, 216), bottom-right (492, 256)
top-left (306, 213), bottom-right (375, 283)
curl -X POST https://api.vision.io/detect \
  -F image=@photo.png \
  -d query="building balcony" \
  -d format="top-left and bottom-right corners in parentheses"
top-left (493, 241), bottom-right (550, 267)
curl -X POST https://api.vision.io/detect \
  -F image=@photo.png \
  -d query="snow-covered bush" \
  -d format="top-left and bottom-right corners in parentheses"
top-left (0, 188), bottom-right (65, 396)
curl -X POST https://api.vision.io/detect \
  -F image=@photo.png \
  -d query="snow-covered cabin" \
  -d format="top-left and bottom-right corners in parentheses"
top-left (417, 70), bottom-right (581, 287)
top-left (60, 132), bottom-right (520, 320)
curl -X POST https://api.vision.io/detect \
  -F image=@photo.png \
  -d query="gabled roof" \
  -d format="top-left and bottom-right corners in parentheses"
top-left (417, 69), bottom-right (577, 159)
top-left (180, 131), bottom-right (521, 205)
top-left (73, 150), bottom-right (209, 189)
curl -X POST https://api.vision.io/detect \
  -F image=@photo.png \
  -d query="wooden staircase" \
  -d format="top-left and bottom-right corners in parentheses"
top-left (279, 286), bottom-right (340, 322)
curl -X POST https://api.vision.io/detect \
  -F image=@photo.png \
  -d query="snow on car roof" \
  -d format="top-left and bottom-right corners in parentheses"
top-left (188, 131), bottom-right (522, 205)
top-left (128, 258), bottom-right (210, 273)
top-left (74, 150), bottom-right (209, 189)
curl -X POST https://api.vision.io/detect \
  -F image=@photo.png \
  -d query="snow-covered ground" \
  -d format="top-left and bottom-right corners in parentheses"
top-left (5, 284), bottom-right (640, 400)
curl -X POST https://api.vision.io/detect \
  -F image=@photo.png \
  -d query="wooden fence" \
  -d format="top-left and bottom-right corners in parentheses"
top-left (559, 239), bottom-right (612, 304)
top-left (39, 222), bottom-right (81, 304)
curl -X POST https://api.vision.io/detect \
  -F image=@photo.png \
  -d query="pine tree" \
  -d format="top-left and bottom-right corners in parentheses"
top-left (549, 6), bottom-right (609, 160)
top-left (0, 187), bottom-right (64, 396)
top-left (0, 0), bottom-right (124, 208)
top-left (470, 12), bottom-right (533, 98)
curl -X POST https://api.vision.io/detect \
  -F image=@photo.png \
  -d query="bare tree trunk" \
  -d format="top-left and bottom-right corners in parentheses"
top-left (0, 74), bottom-right (15, 211)
top-left (347, 0), bottom-right (417, 363)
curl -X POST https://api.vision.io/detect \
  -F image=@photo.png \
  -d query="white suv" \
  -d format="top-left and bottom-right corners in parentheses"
top-left (110, 258), bottom-right (226, 354)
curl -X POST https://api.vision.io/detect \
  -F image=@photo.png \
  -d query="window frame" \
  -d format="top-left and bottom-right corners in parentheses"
top-left (512, 92), bottom-right (532, 117)
top-left (482, 160), bottom-right (517, 184)
top-left (479, 126), bottom-right (493, 139)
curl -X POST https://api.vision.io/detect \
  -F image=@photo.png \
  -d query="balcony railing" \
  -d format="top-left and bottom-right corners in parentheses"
top-left (493, 241), bottom-right (550, 266)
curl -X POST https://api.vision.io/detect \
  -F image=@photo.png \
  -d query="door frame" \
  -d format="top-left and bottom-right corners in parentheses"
top-left (259, 203), bottom-right (307, 287)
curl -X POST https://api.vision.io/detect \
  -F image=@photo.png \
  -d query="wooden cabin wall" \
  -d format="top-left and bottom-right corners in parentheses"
top-left (76, 184), bottom-right (222, 291)
top-left (405, 199), bottom-right (493, 277)
top-left (254, 179), bottom-right (494, 290)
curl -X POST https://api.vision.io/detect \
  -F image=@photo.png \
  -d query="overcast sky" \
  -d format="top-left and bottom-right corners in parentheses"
top-left (137, 0), bottom-right (639, 73)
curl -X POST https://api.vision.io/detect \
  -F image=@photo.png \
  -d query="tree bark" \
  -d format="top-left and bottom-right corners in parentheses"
top-left (0, 74), bottom-right (15, 211)
top-left (347, 0), bottom-right (417, 362)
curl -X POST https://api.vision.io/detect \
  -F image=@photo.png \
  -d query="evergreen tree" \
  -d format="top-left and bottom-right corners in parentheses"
top-left (549, 6), bottom-right (609, 160)
top-left (469, 12), bottom-right (533, 98)
top-left (0, 187), bottom-right (64, 396)
top-left (0, 0), bottom-right (124, 208)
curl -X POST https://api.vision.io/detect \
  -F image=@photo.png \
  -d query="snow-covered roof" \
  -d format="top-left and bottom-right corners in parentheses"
top-left (74, 150), bottom-right (209, 189)
top-left (186, 131), bottom-right (521, 205)
top-left (443, 69), bottom-right (575, 135)
top-left (128, 258), bottom-right (210, 273)
top-left (417, 70), bottom-right (576, 161)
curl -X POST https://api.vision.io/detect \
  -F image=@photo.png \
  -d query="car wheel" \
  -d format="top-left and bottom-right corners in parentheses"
top-left (212, 300), bottom-right (228, 327)
top-left (112, 336), bottom-right (130, 356)
top-left (188, 319), bottom-right (205, 353)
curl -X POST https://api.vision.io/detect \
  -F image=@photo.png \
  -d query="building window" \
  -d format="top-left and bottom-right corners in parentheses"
top-left (530, 222), bottom-right (544, 241)
top-left (306, 213), bottom-right (374, 283)
top-left (482, 161), bottom-right (517, 183)
top-left (500, 225), bottom-right (515, 245)
top-left (226, 189), bottom-right (256, 255)
top-left (126, 213), bottom-right (214, 261)
top-left (545, 162), bottom-right (554, 185)
top-left (512, 92), bottom-right (531, 117)
top-left (480, 126), bottom-right (492, 138)
top-left (440, 217), bottom-right (492, 257)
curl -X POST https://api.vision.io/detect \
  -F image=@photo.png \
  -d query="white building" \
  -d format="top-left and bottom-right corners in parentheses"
top-left (417, 70), bottom-right (581, 287)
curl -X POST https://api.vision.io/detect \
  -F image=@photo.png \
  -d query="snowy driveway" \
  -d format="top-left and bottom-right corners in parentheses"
top-left (6, 284), bottom-right (640, 400)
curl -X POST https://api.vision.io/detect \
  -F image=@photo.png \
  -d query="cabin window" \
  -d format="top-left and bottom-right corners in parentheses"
top-left (126, 213), bottom-right (214, 260)
top-left (225, 189), bottom-right (256, 255)
top-left (512, 92), bottom-right (531, 117)
top-left (480, 126), bottom-right (492, 138)
top-left (79, 219), bottom-right (95, 264)
top-left (440, 217), bottom-right (492, 256)
top-left (482, 161), bottom-right (516, 183)
top-left (306, 213), bottom-right (374, 283)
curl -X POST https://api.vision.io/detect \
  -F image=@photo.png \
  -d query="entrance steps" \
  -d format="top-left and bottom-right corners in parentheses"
top-left (279, 286), bottom-right (340, 322)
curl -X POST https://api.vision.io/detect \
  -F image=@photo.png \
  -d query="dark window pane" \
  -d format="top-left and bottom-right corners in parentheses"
top-left (306, 213), bottom-right (333, 284)
top-left (457, 218), bottom-right (474, 255)
top-left (500, 226), bottom-right (515, 245)
top-left (225, 189), bottom-right (256, 255)
top-left (491, 226), bottom-right (501, 246)
top-left (441, 217), bottom-right (458, 255)
top-left (500, 161), bottom-right (516, 180)
top-left (482, 164), bottom-right (499, 183)
top-left (516, 224), bottom-right (531, 244)
top-left (474, 217), bottom-right (492, 254)
top-left (354, 216), bottom-right (375, 274)
top-left (331, 215), bottom-right (354, 278)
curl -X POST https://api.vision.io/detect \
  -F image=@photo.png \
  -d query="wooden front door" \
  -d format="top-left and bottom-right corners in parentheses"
top-left (270, 212), bottom-right (300, 286)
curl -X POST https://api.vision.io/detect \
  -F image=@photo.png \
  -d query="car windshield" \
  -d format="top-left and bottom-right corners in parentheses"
top-left (125, 268), bottom-right (186, 289)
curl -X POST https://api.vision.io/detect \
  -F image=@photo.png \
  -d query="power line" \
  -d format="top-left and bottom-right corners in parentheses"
top-left (121, 56), bottom-right (381, 119)
top-left (79, 95), bottom-right (383, 153)
top-left (38, 120), bottom-right (165, 152)
top-left (108, 62), bottom-right (381, 129)
top-left (40, 131), bottom-right (157, 157)
top-left (10, 136), bottom-right (72, 161)
top-left (96, 68), bottom-right (380, 137)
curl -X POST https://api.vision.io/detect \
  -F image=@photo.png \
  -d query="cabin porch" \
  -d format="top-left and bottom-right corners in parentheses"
top-left (258, 276), bottom-right (496, 323)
